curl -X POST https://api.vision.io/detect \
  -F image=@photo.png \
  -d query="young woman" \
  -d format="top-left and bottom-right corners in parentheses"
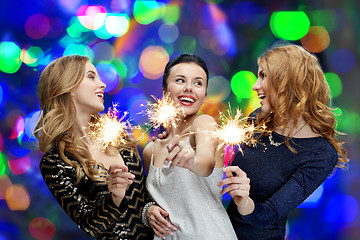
top-left (218, 45), bottom-right (348, 239)
top-left (142, 54), bottom-right (237, 239)
top-left (35, 55), bottom-right (153, 239)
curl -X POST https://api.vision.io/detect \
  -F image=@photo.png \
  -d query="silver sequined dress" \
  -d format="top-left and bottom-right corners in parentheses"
top-left (146, 142), bottom-right (237, 240)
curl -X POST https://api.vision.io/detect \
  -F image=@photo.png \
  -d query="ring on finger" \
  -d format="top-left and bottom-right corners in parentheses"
top-left (178, 144), bottom-right (183, 150)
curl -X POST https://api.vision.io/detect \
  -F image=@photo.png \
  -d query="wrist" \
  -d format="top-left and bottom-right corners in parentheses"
top-left (141, 201), bottom-right (156, 227)
top-left (237, 197), bottom-right (255, 216)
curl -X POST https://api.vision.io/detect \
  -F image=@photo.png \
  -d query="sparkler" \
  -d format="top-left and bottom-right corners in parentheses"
top-left (213, 107), bottom-right (265, 164)
top-left (143, 93), bottom-right (184, 130)
top-left (89, 105), bottom-right (131, 150)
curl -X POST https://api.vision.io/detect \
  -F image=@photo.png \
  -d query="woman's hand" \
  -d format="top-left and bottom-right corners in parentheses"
top-left (166, 135), bottom-right (196, 170)
top-left (106, 164), bottom-right (135, 206)
top-left (218, 166), bottom-right (254, 215)
top-left (147, 205), bottom-right (177, 238)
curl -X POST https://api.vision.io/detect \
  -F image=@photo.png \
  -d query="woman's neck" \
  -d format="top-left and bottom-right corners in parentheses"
top-left (274, 115), bottom-right (320, 138)
top-left (76, 113), bottom-right (92, 137)
top-left (171, 113), bottom-right (197, 136)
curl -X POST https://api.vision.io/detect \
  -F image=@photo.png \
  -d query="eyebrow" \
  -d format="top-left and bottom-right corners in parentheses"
top-left (174, 74), bottom-right (204, 80)
top-left (86, 70), bottom-right (97, 75)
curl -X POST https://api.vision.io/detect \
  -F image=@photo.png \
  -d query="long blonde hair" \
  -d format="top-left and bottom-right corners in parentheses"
top-left (34, 55), bottom-right (137, 184)
top-left (257, 45), bottom-right (348, 168)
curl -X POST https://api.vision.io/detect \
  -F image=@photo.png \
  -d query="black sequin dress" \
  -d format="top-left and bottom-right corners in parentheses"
top-left (40, 148), bottom-right (153, 240)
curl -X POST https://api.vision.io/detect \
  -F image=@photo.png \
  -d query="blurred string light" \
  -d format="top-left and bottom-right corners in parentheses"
top-left (0, 42), bottom-right (22, 74)
top-left (324, 194), bottom-right (358, 223)
top-left (77, 6), bottom-right (107, 30)
top-left (8, 155), bottom-right (31, 175)
top-left (162, 4), bottom-right (180, 24)
top-left (0, 174), bottom-right (12, 198)
top-left (207, 75), bottom-right (231, 103)
top-left (300, 26), bottom-right (330, 53)
top-left (67, 17), bottom-right (90, 38)
top-left (93, 41), bottom-right (115, 63)
top-left (20, 46), bottom-right (45, 67)
top-left (6, 184), bottom-right (30, 211)
top-left (330, 48), bottom-right (355, 73)
top-left (133, 0), bottom-right (165, 25)
top-left (25, 14), bottom-right (50, 39)
top-left (270, 11), bottom-right (310, 40)
top-left (230, 71), bottom-right (257, 100)
top-left (96, 63), bottom-right (121, 93)
top-left (0, 84), bottom-right (3, 106)
top-left (105, 14), bottom-right (130, 37)
top-left (158, 23), bottom-right (179, 43)
top-left (59, 0), bottom-right (83, 13)
top-left (324, 72), bottom-right (343, 98)
top-left (206, 4), bottom-right (237, 56)
top-left (307, 9), bottom-right (339, 33)
top-left (178, 35), bottom-right (197, 53)
top-left (139, 46), bottom-right (169, 79)
top-left (29, 217), bottom-right (56, 240)
top-left (0, 153), bottom-right (7, 176)
top-left (63, 43), bottom-right (94, 60)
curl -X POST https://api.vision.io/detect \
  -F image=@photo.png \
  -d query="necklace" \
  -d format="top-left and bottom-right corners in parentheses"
top-left (268, 122), bottom-right (308, 147)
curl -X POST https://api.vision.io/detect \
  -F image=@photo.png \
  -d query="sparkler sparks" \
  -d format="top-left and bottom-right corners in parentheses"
top-left (214, 107), bottom-right (263, 152)
top-left (143, 94), bottom-right (184, 130)
top-left (89, 105), bottom-right (131, 150)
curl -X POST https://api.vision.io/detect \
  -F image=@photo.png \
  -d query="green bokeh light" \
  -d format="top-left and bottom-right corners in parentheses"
top-left (308, 10), bottom-right (337, 32)
top-left (0, 41), bottom-right (22, 74)
top-left (270, 11), bottom-right (310, 40)
top-left (179, 36), bottom-right (196, 53)
top-left (67, 17), bottom-right (89, 39)
top-left (0, 152), bottom-right (7, 176)
top-left (63, 43), bottom-right (94, 61)
top-left (133, 0), bottom-right (163, 25)
top-left (162, 5), bottom-right (180, 24)
top-left (230, 71), bottom-right (257, 98)
top-left (325, 72), bottom-right (343, 98)
top-left (112, 59), bottom-right (128, 79)
top-left (25, 46), bottom-right (44, 67)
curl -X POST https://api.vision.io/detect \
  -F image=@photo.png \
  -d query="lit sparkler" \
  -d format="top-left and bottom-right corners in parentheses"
top-left (143, 93), bottom-right (184, 130)
top-left (214, 107), bottom-right (265, 154)
top-left (89, 105), bottom-right (131, 150)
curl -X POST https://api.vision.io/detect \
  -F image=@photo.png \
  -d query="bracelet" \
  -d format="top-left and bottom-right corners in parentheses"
top-left (142, 201), bottom-right (156, 227)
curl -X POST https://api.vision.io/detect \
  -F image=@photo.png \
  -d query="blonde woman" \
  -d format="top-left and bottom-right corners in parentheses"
top-left (35, 55), bottom-right (153, 239)
top-left (219, 45), bottom-right (348, 239)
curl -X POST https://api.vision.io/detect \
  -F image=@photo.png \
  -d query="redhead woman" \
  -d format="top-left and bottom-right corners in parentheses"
top-left (219, 45), bottom-right (348, 239)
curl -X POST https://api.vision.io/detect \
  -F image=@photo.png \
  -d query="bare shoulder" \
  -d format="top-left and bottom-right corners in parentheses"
top-left (193, 114), bottom-right (217, 129)
top-left (142, 141), bottom-right (154, 160)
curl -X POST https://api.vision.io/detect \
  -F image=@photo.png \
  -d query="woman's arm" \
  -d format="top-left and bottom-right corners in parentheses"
top-left (220, 148), bottom-right (338, 228)
top-left (40, 153), bottom-right (128, 238)
top-left (166, 114), bottom-right (217, 176)
top-left (142, 142), bottom-right (154, 174)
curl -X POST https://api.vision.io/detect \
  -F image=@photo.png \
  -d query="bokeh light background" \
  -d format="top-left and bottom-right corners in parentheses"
top-left (0, 0), bottom-right (359, 239)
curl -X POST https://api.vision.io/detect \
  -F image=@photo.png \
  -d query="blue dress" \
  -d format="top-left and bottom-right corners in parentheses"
top-left (227, 113), bottom-right (338, 239)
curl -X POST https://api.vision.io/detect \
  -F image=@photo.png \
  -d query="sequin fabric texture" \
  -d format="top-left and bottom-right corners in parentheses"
top-left (40, 148), bottom-right (153, 240)
top-left (227, 110), bottom-right (338, 240)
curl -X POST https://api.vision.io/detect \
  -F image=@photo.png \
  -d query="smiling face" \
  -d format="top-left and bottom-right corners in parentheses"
top-left (253, 65), bottom-right (277, 114)
top-left (164, 62), bottom-right (207, 116)
top-left (71, 61), bottom-right (106, 116)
